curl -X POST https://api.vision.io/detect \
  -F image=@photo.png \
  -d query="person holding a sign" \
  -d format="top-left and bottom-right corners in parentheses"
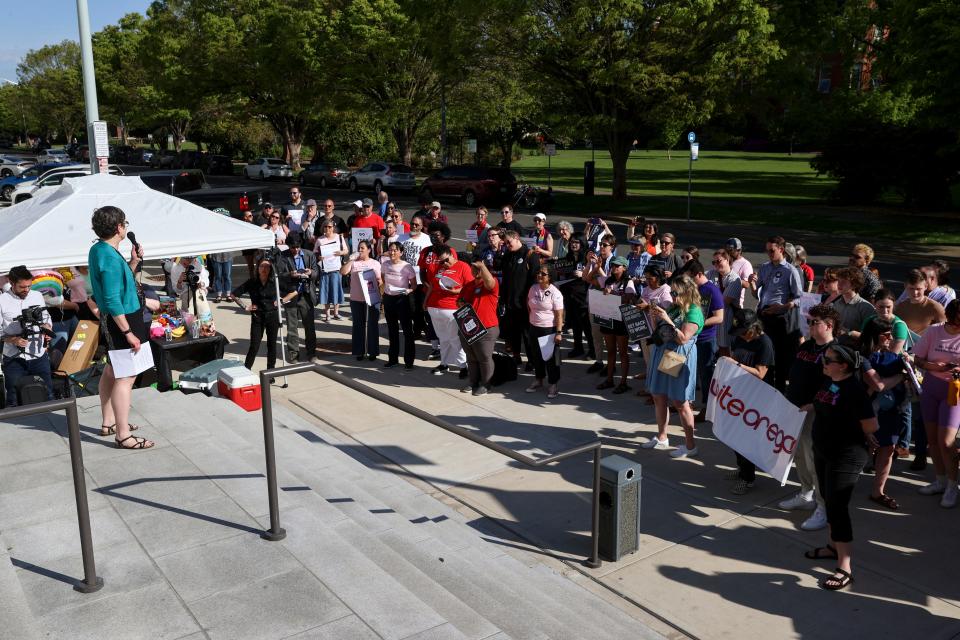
top-left (634, 265), bottom-right (672, 397)
top-left (458, 260), bottom-right (499, 395)
top-left (643, 275), bottom-right (703, 458)
top-left (528, 213), bottom-right (554, 259)
top-left (721, 308), bottom-right (775, 494)
top-left (525, 266), bottom-right (564, 398)
top-left (466, 206), bottom-right (491, 253)
top-left (300, 200), bottom-right (320, 247)
top-left (315, 221), bottom-right (348, 321)
top-left (378, 219), bottom-right (401, 256)
top-left (584, 234), bottom-right (617, 375)
top-left (341, 240), bottom-right (383, 361)
top-left (387, 205), bottom-right (409, 233)
top-left (595, 256), bottom-right (637, 394)
top-left (806, 343), bottom-right (879, 592)
top-left (381, 242), bottom-right (418, 369)
top-left (424, 245), bottom-right (471, 377)
top-left (418, 222), bottom-right (455, 360)
top-left (350, 198), bottom-right (386, 252)
top-left (282, 187), bottom-right (306, 232)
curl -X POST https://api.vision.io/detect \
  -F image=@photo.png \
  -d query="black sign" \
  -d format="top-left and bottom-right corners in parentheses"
top-left (454, 304), bottom-right (488, 345)
top-left (619, 304), bottom-right (651, 342)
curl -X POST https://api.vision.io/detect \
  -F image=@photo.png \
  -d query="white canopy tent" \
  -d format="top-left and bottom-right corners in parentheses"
top-left (0, 173), bottom-right (275, 273)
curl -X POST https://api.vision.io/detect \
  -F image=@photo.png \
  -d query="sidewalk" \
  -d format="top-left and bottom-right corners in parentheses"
top-left (214, 298), bottom-right (960, 640)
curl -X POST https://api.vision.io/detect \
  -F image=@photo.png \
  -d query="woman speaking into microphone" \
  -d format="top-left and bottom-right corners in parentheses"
top-left (88, 206), bottom-right (154, 450)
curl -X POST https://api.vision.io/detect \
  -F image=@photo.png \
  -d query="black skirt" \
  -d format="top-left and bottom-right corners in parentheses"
top-left (103, 310), bottom-right (148, 351)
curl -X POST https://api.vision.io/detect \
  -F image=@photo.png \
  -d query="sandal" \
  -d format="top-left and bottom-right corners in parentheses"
top-left (869, 493), bottom-right (900, 510)
top-left (820, 567), bottom-right (853, 591)
top-left (597, 380), bottom-right (615, 390)
top-left (100, 423), bottom-right (139, 436)
top-left (804, 544), bottom-right (838, 561)
top-left (612, 383), bottom-right (632, 394)
top-left (115, 435), bottom-right (155, 450)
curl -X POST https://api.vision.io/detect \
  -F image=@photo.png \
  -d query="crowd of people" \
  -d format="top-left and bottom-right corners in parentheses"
top-left (2, 187), bottom-right (958, 593)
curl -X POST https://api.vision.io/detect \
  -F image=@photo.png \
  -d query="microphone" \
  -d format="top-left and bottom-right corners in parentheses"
top-left (127, 231), bottom-right (143, 273)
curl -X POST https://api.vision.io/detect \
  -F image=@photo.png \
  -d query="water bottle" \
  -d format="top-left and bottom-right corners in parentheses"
top-left (190, 320), bottom-right (200, 339)
top-left (164, 325), bottom-right (172, 342)
top-left (948, 371), bottom-right (960, 407)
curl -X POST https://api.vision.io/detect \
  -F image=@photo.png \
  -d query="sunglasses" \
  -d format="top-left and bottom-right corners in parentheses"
top-left (807, 318), bottom-right (824, 327)
top-left (662, 240), bottom-right (673, 245)
top-left (537, 272), bottom-right (550, 277)
top-left (270, 215), bottom-right (280, 219)
top-left (711, 259), bottom-right (722, 265)
top-left (600, 243), bottom-right (612, 247)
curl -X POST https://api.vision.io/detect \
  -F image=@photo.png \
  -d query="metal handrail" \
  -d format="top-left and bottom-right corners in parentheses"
top-left (0, 398), bottom-right (103, 592)
top-left (257, 362), bottom-right (602, 568)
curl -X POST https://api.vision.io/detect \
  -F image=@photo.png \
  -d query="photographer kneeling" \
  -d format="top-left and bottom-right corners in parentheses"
top-left (1, 265), bottom-right (54, 406)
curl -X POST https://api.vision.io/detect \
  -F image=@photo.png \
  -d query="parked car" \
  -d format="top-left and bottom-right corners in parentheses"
top-left (298, 161), bottom-right (348, 188)
top-left (0, 155), bottom-right (36, 178)
top-left (0, 162), bottom-right (76, 202)
top-left (347, 161), bottom-right (416, 194)
top-left (244, 157), bottom-right (293, 180)
top-left (419, 165), bottom-right (518, 207)
top-left (200, 154), bottom-right (234, 176)
top-left (150, 149), bottom-right (178, 169)
top-left (176, 150), bottom-right (203, 169)
top-left (37, 149), bottom-right (70, 165)
top-left (9, 164), bottom-right (124, 204)
top-left (138, 169), bottom-right (209, 195)
top-left (110, 145), bottom-right (139, 164)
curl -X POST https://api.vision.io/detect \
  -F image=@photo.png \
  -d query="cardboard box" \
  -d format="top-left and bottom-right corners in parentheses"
top-left (57, 321), bottom-right (100, 375)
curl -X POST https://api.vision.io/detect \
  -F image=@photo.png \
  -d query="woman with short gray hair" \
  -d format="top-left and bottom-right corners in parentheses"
top-left (552, 221), bottom-right (574, 260)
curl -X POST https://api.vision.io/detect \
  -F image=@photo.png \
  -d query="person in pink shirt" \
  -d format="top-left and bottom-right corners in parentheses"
top-left (340, 241), bottom-right (383, 360)
top-left (526, 265), bottom-right (564, 398)
top-left (380, 242), bottom-right (418, 369)
top-left (725, 237), bottom-right (753, 305)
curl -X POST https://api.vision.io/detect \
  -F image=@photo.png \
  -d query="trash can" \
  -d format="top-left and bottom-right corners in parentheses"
top-left (598, 454), bottom-right (641, 561)
top-left (583, 161), bottom-right (595, 197)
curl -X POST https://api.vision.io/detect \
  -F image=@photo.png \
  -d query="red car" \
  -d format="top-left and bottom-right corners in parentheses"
top-left (420, 165), bottom-right (517, 207)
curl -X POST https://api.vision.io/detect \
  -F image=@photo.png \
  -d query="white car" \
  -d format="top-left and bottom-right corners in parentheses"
top-left (0, 155), bottom-right (36, 178)
top-left (37, 149), bottom-right (70, 164)
top-left (10, 164), bottom-right (124, 204)
top-left (347, 161), bottom-right (416, 194)
top-left (243, 158), bottom-right (293, 180)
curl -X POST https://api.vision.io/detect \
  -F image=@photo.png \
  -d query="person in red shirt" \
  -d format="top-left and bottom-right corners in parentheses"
top-left (424, 244), bottom-right (471, 377)
top-left (417, 221), bottom-right (455, 360)
top-left (350, 198), bottom-right (386, 254)
top-left (459, 259), bottom-right (500, 395)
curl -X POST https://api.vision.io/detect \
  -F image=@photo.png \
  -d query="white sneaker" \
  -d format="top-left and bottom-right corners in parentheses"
top-left (918, 479), bottom-right (946, 496)
top-left (641, 437), bottom-right (669, 450)
top-left (546, 384), bottom-right (558, 399)
top-left (670, 444), bottom-right (699, 458)
top-left (800, 505), bottom-right (828, 531)
top-left (941, 484), bottom-right (959, 509)
top-left (526, 381), bottom-right (543, 393)
top-left (778, 492), bottom-right (816, 511)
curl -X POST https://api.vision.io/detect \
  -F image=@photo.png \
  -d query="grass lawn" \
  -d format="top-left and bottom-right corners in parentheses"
top-left (510, 149), bottom-right (960, 246)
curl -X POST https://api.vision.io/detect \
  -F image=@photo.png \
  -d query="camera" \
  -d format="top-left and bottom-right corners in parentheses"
top-left (17, 306), bottom-right (47, 325)
top-left (184, 264), bottom-right (200, 288)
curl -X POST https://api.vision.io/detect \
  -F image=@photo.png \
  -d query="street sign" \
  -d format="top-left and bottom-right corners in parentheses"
top-left (687, 131), bottom-right (696, 143)
top-left (98, 157), bottom-right (109, 172)
top-left (690, 142), bottom-right (700, 161)
top-left (544, 143), bottom-right (557, 156)
top-left (466, 138), bottom-right (477, 153)
top-left (90, 121), bottom-right (109, 158)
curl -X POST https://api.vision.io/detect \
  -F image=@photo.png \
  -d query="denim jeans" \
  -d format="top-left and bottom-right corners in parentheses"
top-left (210, 259), bottom-right (233, 296)
top-left (696, 337), bottom-right (718, 404)
top-left (2, 352), bottom-right (53, 407)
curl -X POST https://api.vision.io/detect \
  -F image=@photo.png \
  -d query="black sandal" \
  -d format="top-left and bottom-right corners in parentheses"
top-left (100, 423), bottom-right (139, 436)
top-left (597, 380), bottom-right (615, 390)
top-left (820, 567), bottom-right (852, 591)
top-left (804, 544), bottom-right (838, 560)
top-left (869, 493), bottom-right (899, 510)
top-left (115, 435), bottom-right (155, 450)
top-left (612, 383), bottom-right (632, 394)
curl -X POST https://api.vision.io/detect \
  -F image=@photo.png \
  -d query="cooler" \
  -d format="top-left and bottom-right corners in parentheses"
top-left (179, 359), bottom-right (240, 394)
top-left (217, 366), bottom-right (262, 411)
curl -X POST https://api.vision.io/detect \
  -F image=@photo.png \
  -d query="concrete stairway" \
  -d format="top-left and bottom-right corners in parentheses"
top-left (0, 388), bottom-right (663, 640)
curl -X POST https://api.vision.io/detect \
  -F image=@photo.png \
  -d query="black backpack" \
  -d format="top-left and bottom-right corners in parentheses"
top-left (489, 352), bottom-right (518, 386)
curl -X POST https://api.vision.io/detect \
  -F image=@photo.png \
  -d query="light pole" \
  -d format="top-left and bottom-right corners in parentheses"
top-left (76, 0), bottom-right (103, 173)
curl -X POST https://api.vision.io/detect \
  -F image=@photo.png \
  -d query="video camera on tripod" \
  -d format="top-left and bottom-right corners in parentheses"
top-left (5, 305), bottom-right (55, 352)
top-left (184, 263), bottom-right (201, 289)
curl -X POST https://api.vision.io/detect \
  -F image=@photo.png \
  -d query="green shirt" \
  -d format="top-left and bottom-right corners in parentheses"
top-left (668, 303), bottom-right (704, 334)
top-left (860, 313), bottom-right (909, 342)
top-left (88, 240), bottom-right (140, 317)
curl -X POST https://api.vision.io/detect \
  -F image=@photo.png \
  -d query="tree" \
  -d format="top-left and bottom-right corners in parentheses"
top-left (94, 13), bottom-right (152, 144)
top-left (507, 0), bottom-right (780, 200)
top-left (16, 41), bottom-right (85, 143)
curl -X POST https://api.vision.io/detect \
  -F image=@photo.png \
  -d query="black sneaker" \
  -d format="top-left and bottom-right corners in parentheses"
top-left (586, 361), bottom-right (604, 374)
top-left (368, 355), bottom-right (377, 361)
top-left (427, 349), bottom-right (441, 360)
top-left (567, 348), bottom-right (585, 359)
top-left (404, 364), bottom-right (414, 370)
top-left (431, 365), bottom-right (448, 375)
top-left (472, 386), bottom-right (489, 396)
top-left (384, 361), bottom-right (398, 369)
top-left (524, 362), bottom-right (534, 372)
top-left (459, 368), bottom-right (469, 379)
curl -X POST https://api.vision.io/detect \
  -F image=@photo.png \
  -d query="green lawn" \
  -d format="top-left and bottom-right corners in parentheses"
top-left (510, 149), bottom-right (959, 246)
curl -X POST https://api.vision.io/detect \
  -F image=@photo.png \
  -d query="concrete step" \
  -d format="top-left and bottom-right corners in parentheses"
top-left (0, 535), bottom-right (42, 640)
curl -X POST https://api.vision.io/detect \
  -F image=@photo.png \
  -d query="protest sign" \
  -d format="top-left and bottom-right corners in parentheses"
top-left (351, 227), bottom-right (374, 252)
top-left (797, 292), bottom-right (822, 338)
top-left (706, 358), bottom-right (805, 485)
top-left (620, 304), bottom-right (652, 342)
top-left (454, 304), bottom-right (487, 345)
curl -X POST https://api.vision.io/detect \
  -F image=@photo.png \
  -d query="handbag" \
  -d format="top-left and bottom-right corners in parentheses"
top-left (657, 348), bottom-right (687, 378)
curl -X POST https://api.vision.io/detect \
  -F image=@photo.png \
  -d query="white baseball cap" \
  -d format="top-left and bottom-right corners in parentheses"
top-left (533, 212), bottom-right (546, 221)
top-left (352, 200), bottom-right (363, 208)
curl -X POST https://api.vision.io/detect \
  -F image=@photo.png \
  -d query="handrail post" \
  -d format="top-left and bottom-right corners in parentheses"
top-left (585, 446), bottom-right (601, 569)
top-left (65, 399), bottom-right (103, 592)
top-left (259, 371), bottom-right (285, 541)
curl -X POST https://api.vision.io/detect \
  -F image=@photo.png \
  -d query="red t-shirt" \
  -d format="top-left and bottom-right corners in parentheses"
top-left (426, 259), bottom-right (472, 309)
top-left (461, 279), bottom-right (500, 328)
top-left (351, 212), bottom-right (385, 239)
top-left (418, 245), bottom-right (457, 286)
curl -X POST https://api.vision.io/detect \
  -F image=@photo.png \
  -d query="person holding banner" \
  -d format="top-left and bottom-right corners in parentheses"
top-left (584, 234), bottom-right (618, 375)
top-left (381, 242), bottom-right (418, 369)
top-left (526, 266), bottom-right (564, 398)
top-left (424, 245), bottom-right (471, 377)
top-left (341, 240), bottom-right (383, 361)
top-left (315, 221), bottom-right (349, 321)
top-left (458, 260), bottom-right (499, 395)
top-left (806, 343), bottom-right (879, 592)
top-left (466, 206), bottom-right (491, 253)
top-left (643, 275), bottom-right (703, 458)
top-left (634, 265), bottom-right (672, 398)
top-left (595, 256), bottom-right (637, 394)
top-left (721, 308), bottom-right (775, 494)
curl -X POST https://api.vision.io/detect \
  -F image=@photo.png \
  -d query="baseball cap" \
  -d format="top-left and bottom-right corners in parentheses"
top-left (306, 198), bottom-right (317, 206)
top-left (725, 237), bottom-right (742, 250)
top-left (610, 256), bottom-right (629, 268)
top-left (362, 198), bottom-right (374, 207)
top-left (430, 201), bottom-right (442, 209)
top-left (728, 307), bottom-right (757, 336)
top-left (263, 202), bottom-right (274, 209)
top-left (352, 199), bottom-right (364, 208)
top-left (533, 212), bottom-right (546, 221)
top-left (628, 235), bottom-right (645, 246)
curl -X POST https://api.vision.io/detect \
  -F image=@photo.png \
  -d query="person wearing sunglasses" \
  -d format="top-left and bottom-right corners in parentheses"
top-left (261, 209), bottom-right (289, 246)
top-left (381, 242), bottom-right (418, 369)
top-left (389, 205), bottom-right (409, 233)
top-left (466, 206), bottom-right (491, 253)
top-left (528, 213), bottom-right (554, 259)
top-left (558, 233), bottom-right (592, 359)
top-left (747, 235), bottom-right (803, 392)
top-left (314, 199), bottom-right (347, 236)
top-left (340, 240), bottom-right (383, 361)
top-left (711, 249), bottom-right (742, 358)
top-left (594, 256), bottom-right (637, 394)
top-left (525, 266), bottom-right (564, 398)
top-left (847, 243), bottom-right (882, 302)
top-left (584, 234), bottom-right (617, 374)
top-left (780, 304), bottom-right (842, 531)
top-left (314, 221), bottom-right (348, 321)
top-left (651, 232), bottom-right (683, 280)
top-left (625, 217), bottom-right (659, 256)
top-left (423, 245), bottom-right (470, 377)
top-left (495, 204), bottom-right (524, 235)
top-left (803, 343), bottom-right (879, 592)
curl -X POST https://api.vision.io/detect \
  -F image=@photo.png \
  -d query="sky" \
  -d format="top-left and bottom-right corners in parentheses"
top-left (0, 1), bottom-right (151, 83)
